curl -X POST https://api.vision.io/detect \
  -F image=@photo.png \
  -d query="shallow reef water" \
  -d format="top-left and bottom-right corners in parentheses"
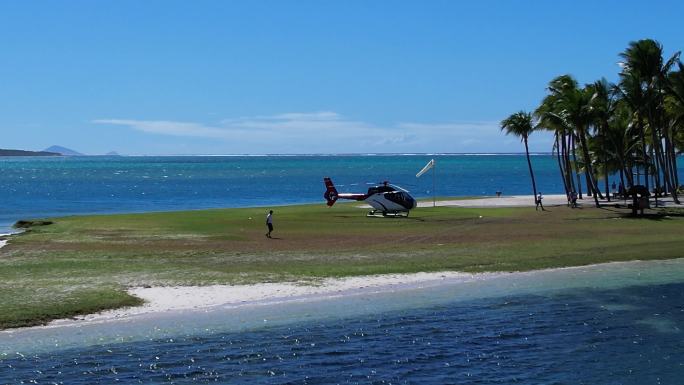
top-left (1, 260), bottom-right (683, 384)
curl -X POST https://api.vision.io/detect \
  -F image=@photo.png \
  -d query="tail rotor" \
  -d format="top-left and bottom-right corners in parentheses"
top-left (323, 177), bottom-right (339, 206)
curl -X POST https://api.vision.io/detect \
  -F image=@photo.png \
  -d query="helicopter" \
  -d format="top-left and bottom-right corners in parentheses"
top-left (323, 177), bottom-right (417, 217)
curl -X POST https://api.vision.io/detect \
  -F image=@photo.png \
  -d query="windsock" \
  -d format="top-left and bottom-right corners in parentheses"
top-left (416, 159), bottom-right (435, 178)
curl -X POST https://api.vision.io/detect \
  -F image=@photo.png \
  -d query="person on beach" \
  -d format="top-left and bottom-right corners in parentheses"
top-left (570, 191), bottom-right (578, 208)
top-left (536, 192), bottom-right (544, 211)
top-left (265, 210), bottom-right (274, 238)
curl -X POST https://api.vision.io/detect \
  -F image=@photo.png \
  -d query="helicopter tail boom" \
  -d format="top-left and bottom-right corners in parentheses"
top-left (323, 177), bottom-right (367, 206)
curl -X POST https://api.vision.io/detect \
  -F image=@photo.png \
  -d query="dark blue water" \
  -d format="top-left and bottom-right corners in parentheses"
top-left (0, 154), bottom-right (569, 232)
top-left (1, 281), bottom-right (682, 384)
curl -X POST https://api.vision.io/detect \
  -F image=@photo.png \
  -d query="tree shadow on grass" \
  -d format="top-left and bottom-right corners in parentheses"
top-left (615, 210), bottom-right (679, 221)
top-left (568, 205), bottom-right (683, 222)
top-left (619, 214), bottom-right (670, 221)
top-left (599, 203), bottom-right (684, 221)
top-left (562, 206), bottom-right (673, 222)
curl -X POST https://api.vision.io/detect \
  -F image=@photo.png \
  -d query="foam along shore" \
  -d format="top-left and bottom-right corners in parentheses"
top-left (0, 233), bottom-right (10, 249)
top-left (58, 271), bottom-right (476, 325)
top-left (1, 229), bottom-right (25, 250)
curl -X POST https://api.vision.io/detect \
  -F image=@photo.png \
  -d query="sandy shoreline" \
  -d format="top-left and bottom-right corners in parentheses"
top-left (0, 233), bottom-right (11, 249)
top-left (56, 271), bottom-right (481, 326)
top-left (41, 259), bottom-right (663, 330)
top-left (419, 194), bottom-right (571, 207)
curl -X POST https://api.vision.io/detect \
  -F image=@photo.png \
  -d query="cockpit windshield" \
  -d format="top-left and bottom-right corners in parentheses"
top-left (367, 184), bottom-right (395, 195)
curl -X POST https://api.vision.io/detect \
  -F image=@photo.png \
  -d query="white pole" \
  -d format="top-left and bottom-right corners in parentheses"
top-left (432, 162), bottom-right (436, 207)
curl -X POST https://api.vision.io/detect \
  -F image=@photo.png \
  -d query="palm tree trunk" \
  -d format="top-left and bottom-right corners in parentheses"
top-left (585, 172), bottom-right (593, 197)
top-left (647, 108), bottom-right (666, 197)
top-left (617, 153), bottom-right (630, 194)
top-left (620, 168), bottom-right (626, 199)
top-left (563, 132), bottom-right (574, 193)
top-left (670, 141), bottom-right (680, 203)
top-left (577, 128), bottom-right (601, 207)
top-left (638, 119), bottom-right (649, 192)
top-left (671, 125), bottom-right (680, 189)
top-left (524, 137), bottom-right (538, 206)
top-left (664, 131), bottom-right (680, 203)
top-left (555, 134), bottom-right (569, 196)
top-left (649, 145), bottom-right (658, 208)
top-left (571, 135), bottom-right (582, 199)
top-left (653, 92), bottom-right (679, 203)
top-left (605, 160), bottom-right (610, 202)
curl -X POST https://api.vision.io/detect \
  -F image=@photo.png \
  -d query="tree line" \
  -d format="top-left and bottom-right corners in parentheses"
top-left (502, 39), bottom-right (684, 207)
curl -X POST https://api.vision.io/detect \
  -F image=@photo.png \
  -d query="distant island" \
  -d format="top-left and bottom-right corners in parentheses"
top-left (0, 146), bottom-right (120, 157)
top-left (1, 145), bottom-right (84, 157)
top-left (43, 145), bottom-right (83, 156)
top-left (0, 149), bottom-right (61, 157)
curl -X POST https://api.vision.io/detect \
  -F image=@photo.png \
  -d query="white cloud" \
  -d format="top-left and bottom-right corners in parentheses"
top-left (93, 113), bottom-right (553, 153)
top-left (92, 119), bottom-right (228, 138)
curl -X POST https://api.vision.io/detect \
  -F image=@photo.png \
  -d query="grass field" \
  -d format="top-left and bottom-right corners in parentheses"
top-left (1, 202), bottom-right (683, 329)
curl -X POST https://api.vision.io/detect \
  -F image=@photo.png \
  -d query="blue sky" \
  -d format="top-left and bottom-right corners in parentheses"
top-left (1, 0), bottom-right (683, 155)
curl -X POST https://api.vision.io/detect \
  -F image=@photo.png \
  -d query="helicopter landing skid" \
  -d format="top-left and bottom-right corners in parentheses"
top-left (366, 210), bottom-right (410, 218)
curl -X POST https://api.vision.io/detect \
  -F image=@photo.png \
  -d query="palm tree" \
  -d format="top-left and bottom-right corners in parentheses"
top-left (588, 78), bottom-right (618, 201)
top-left (666, 62), bottom-right (684, 191)
top-left (535, 75), bottom-right (578, 198)
top-left (501, 111), bottom-right (539, 206)
top-left (618, 39), bottom-right (681, 203)
top-left (536, 75), bottom-right (604, 206)
top-left (606, 99), bottom-right (641, 190)
top-left (549, 77), bottom-right (602, 206)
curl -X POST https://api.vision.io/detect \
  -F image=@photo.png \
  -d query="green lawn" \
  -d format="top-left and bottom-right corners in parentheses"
top-left (1, 202), bottom-right (683, 329)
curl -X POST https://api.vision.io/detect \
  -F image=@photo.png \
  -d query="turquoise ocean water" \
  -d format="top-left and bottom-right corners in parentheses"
top-left (5, 153), bottom-right (680, 233)
top-left (1, 154), bottom-right (683, 383)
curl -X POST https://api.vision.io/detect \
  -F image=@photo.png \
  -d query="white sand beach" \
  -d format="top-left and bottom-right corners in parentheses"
top-left (419, 194), bottom-right (678, 208)
top-left (67, 271), bottom-right (480, 325)
top-left (50, 257), bottom-right (675, 328)
top-left (419, 194), bottom-right (570, 208)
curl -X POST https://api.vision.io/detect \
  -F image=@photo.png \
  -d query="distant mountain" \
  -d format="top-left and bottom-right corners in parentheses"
top-left (43, 145), bottom-right (83, 156)
top-left (0, 148), bottom-right (61, 157)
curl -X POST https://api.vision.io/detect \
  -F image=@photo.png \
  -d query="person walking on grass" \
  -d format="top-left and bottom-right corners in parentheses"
top-left (536, 192), bottom-right (544, 211)
top-left (265, 210), bottom-right (274, 238)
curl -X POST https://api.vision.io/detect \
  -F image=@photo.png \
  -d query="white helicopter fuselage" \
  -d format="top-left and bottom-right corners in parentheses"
top-left (324, 177), bottom-right (417, 215)
top-left (365, 192), bottom-right (415, 213)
